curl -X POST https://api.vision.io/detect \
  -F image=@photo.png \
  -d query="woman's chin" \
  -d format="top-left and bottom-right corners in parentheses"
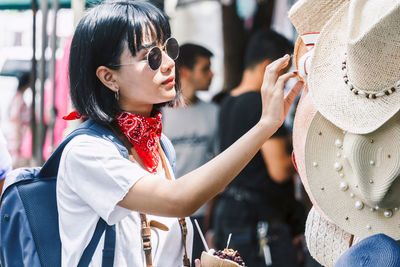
top-left (164, 87), bottom-right (176, 99)
top-left (156, 90), bottom-right (176, 104)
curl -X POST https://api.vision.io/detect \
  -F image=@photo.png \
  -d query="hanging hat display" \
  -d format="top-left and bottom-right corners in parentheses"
top-left (308, 0), bottom-right (400, 134)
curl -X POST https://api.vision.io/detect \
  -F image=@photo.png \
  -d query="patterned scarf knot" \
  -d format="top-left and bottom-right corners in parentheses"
top-left (115, 111), bottom-right (162, 173)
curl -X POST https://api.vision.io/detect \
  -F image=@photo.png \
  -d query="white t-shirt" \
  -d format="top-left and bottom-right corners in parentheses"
top-left (57, 134), bottom-right (193, 267)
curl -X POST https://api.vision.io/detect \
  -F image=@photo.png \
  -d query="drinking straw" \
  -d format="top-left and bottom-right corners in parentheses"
top-left (226, 233), bottom-right (232, 249)
top-left (194, 219), bottom-right (209, 252)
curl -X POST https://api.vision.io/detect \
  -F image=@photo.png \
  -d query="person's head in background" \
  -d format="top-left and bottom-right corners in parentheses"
top-left (69, 0), bottom-right (182, 124)
top-left (176, 44), bottom-right (213, 105)
top-left (239, 29), bottom-right (294, 90)
top-left (17, 72), bottom-right (31, 93)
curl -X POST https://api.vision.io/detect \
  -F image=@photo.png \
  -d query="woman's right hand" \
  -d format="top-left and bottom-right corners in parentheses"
top-left (259, 54), bottom-right (303, 131)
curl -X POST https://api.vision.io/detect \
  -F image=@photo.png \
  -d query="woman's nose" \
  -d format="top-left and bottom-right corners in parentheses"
top-left (160, 51), bottom-right (175, 73)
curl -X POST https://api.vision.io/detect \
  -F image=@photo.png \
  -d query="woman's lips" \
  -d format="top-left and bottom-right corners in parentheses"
top-left (162, 76), bottom-right (175, 86)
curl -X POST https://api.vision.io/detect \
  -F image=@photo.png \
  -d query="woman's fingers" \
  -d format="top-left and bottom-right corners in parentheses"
top-left (266, 54), bottom-right (291, 73)
top-left (195, 259), bottom-right (201, 267)
top-left (275, 71), bottom-right (297, 89)
top-left (263, 54), bottom-right (291, 88)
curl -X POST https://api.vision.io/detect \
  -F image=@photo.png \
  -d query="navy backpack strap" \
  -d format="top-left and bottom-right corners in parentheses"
top-left (39, 122), bottom-right (97, 178)
top-left (102, 224), bottom-right (116, 266)
top-left (77, 219), bottom-right (115, 267)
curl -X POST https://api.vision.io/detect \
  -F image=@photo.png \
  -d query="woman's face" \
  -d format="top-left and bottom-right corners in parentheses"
top-left (113, 34), bottom-right (176, 116)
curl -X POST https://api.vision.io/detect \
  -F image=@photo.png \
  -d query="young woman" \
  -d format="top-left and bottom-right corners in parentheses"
top-left (58, 1), bottom-right (302, 266)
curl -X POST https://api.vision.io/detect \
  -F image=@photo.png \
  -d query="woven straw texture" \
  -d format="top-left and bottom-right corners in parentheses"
top-left (288, 0), bottom-right (346, 35)
top-left (308, 0), bottom-right (400, 134)
top-left (305, 207), bottom-right (352, 267)
top-left (305, 111), bottom-right (400, 239)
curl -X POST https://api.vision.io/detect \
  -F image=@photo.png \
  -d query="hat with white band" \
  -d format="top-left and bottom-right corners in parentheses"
top-left (289, 0), bottom-right (347, 82)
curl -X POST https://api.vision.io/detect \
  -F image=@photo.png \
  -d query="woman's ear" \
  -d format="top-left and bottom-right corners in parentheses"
top-left (96, 66), bottom-right (118, 92)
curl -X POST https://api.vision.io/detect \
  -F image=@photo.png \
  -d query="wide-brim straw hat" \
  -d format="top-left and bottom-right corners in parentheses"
top-left (289, 0), bottom-right (348, 96)
top-left (289, 0), bottom-right (347, 82)
top-left (288, 0), bottom-right (347, 36)
top-left (308, 0), bottom-right (400, 134)
top-left (305, 110), bottom-right (400, 239)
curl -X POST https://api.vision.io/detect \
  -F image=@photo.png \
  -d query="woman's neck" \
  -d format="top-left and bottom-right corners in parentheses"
top-left (119, 103), bottom-right (154, 117)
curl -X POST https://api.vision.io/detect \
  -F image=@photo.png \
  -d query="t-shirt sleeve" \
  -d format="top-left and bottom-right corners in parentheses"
top-left (61, 136), bottom-right (149, 224)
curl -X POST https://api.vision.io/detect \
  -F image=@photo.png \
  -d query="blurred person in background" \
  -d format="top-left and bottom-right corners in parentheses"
top-left (8, 72), bottom-right (32, 168)
top-left (212, 29), bottom-right (305, 267)
top-left (162, 43), bottom-right (219, 265)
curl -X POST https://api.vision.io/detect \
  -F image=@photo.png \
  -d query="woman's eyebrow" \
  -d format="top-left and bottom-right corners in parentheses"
top-left (138, 42), bottom-right (156, 51)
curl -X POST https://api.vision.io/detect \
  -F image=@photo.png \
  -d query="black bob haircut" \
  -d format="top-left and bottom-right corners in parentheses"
top-left (244, 29), bottom-right (293, 70)
top-left (176, 43), bottom-right (213, 70)
top-left (69, 0), bottom-right (182, 124)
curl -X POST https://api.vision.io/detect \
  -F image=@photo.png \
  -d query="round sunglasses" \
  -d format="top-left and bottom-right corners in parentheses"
top-left (111, 37), bottom-right (179, 71)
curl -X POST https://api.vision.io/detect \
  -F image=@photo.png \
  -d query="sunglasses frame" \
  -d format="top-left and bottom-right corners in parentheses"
top-left (110, 37), bottom-right (179, 71)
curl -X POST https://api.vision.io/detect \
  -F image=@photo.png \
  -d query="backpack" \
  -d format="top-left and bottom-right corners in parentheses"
top-left (0, 119), bottom-right (176, 267)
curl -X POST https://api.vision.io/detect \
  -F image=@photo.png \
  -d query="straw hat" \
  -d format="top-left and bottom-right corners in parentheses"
top-left (288, 0), bottom-right (346, 36)
top-left (289, 0), bottom-right (347, 83)
top-left (308, 0), bottom-right (400, 134)
top-left (305, 110), bottom-right (400, 239)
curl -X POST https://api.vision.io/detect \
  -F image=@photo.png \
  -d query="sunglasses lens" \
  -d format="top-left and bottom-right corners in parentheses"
top-left (148, 47), bottom-right (162, 70)
top-left (166, 38), bottom-right (179, 60)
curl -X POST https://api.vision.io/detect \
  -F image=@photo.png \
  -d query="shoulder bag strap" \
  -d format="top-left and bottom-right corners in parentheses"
top-left (140, 213), bottom-right (154, 267)
top-left (158, 143), bottom-right (191, 267)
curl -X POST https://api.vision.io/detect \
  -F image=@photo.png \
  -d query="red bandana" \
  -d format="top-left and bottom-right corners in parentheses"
top-left (62, 110), bottom-right (86, 120)
top-left (115, 112), bottom-right (163, 174)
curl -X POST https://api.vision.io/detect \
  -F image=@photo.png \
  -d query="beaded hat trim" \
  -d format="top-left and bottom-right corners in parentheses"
top-left (342, 55), bottom-right (400, 99)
